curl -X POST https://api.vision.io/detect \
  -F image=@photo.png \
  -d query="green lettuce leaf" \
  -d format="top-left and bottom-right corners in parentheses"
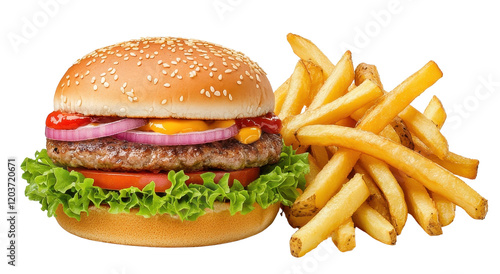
top-left (22, 145), bottom-right (308, 221)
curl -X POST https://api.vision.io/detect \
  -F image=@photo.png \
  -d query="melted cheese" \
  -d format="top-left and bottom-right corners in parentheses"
top-left (141, 119), bottom-right (261, 144)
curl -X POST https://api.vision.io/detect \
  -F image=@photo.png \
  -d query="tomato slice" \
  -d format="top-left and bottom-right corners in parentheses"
top-left (70, 167), bottom-right (260, 192)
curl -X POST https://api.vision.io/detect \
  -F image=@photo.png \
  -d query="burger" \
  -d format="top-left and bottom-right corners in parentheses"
top-left (22, 37), bottom-right (309, 247)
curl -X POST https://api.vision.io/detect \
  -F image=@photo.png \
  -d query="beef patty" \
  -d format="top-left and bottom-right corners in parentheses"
top-left (46, 133), bottom-right (282, 172)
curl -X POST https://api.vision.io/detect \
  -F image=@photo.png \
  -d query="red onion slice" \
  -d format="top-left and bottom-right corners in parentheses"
top-left (45, 118), bottom-right (148, 141)
top-left (115, 124), bottom-right (238, 146)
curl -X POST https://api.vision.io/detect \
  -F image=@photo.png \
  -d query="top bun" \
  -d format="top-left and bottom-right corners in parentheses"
top-left (54, 37), bottom-right (274, 119)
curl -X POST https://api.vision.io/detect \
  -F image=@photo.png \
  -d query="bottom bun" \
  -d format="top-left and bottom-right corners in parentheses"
top-left (55, 202), bottom-right (280, 247)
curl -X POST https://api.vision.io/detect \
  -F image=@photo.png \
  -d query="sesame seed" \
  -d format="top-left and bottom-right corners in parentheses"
top-left (179, 96), bottom-right (184, 102)
top-left (225, 69), bottom-right (232, 73)
top-left (128, 97), bottom-right (133, 102)
top-left (177, 75), bottom-right (182, 79)
top-left (158, 60), bottom-right (163, 65)
top-left (256, 74), bottom-right (261, 82)
top-left (137, 61), bottom-right (142, 66)
top-left (161, 99), bottom-right (167, 105)
top-left (209, 62), bottom-right (214, 67)
top-left (91, 77), bottom-right (96, 84)
top-left (124, 57), bottom-right (129, 61)
top-left (210, 86), bottom-right (215, 92)
top-left (209, 72), bottom-right (213, 77)
top-left (120, 87), bottom-right (125, 93)
top-left (153, 78), bottom-right (158, 84)
top-left (86, 61), bottom-right (92, 66)
top-left (214, 90), bottom-right (221, 96)
top-left (100, 72), bottom-right (107, 77)
top-left (218, 74), bottom-right (222, 80)
top-left (189, 71), bottom-right (196, 78)
top-left (237, 80), bottom-right (242, 85)
top-left (114, 75), bottom-right (119, 81)
top-left (205, 91), bottom-right (211, 98)
top-left (164, 83), bottom-right (171, 88)
top-left (77, 99), bottom-right (82, 106)
top-left (229, 94), bottom-right (233, 101)
top-left (75, 81), bottom-right (79, 85)
top-left (93, 85), bottom-right (98, 91)
top-left (162, 70), bottom-right (167, 75)
top-left (110, 68), bottom-right (116, 74)
top-left (256, 84), bottom-right (260, 88)
top-left (147, 75), bottom-right (152, 82)
top-left (101, 77), bottom-right (105, 84)
top-left (123, 82), bottom-right (127, 88)
top-left (104, 82), bottom-right (110, 88)
top-left (223, 89), bottom-right (227, 96)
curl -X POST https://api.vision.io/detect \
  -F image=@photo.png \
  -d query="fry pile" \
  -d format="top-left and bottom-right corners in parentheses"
top-left (278, 33), bottom-right (487, 257)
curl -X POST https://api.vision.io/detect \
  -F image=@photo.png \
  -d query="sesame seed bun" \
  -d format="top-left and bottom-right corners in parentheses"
top-left (53, 37), bottom-right (274, 120)
top-left (54, 202), bottom-right (280, 247)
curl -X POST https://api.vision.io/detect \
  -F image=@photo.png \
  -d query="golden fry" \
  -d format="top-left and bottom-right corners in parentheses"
top-left (358, 154), bottom-right (408, 234)
top-left (295, 124), bottom-right (488, 220)
top-left (308, 51), bottom-right (354, 110)
top-left (352, 202), bottom-right (397, 245)
top-left (274, 77), bottom-right (290, 115)
top-left (279, 60), bottom-right (310, 120)
top-left (331, 218), bottom-right (356, 252)
top-left (290, 174), bottom-right (369, 257)
top-left (354, 63), bottom-right (384, 90)
top-left (353, 164), bottom-right (391, 221)
top-left (286, 33), bottom-right (335, 77)
top-left (423, 95), bottom-right (447, 129)
top-left (282, 80), bottom-right (383, 146)
top-left (399, 106), bottom-right (449, 159)
top-left (394, 171), bottom-right (442, 235)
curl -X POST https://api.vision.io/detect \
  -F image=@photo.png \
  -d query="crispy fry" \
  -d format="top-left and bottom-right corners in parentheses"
top-left (304, 154), bottom-right (320, 187)
top-left (353, 164), bottom-right (391, 221)
top-left (394, 170), bottom-right (442, 235)
top-left (399, 106), bottom-right (449, 159)
top-left (413, 137), bottom-right (479, 179)
top-left (282, 80), bottom-right (383, 146)
top-left (430, 191), bottom-right (455, 226)
top-left (390, 117), bottom-right (414, 150)
top-left (308, 51), bottom-right (354, 110)
top-left (295, 124), bottom-right (488, 220)
top-left (354, 63), bottom-right (384, 90)
top-left (282, 205), bottom-right (313, 228)
top-left (278, 60), bottom-right (310, 120)
top-left (358, 155), bottom-right (407, 234)
top-left (423, 95), bottom-right (447, 129)
top-left (331, 218), bottom-right (356, 252)
top-left (274, 77), bottom-right (290, 115)
top-left (290, 174), bottom-right (369, 257)
top-left (303, 61), bottom-right (324, 107)
top-left (352, 202), bottom-right (397, 245)
top-left (291, 61), bottom-right (443, 217)
top-left (286, 33), bottom-right (335, 77)
top-left (422, 95), bottom-right (455, 226)
top-left (310, 145), bottom-right (330, 169)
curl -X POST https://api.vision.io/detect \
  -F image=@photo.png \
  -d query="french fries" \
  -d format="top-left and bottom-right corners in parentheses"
top-left (358, 155), bottom-right (407, 235)
top-left (295, 124), bottom-right (488, 220)
top-left (331, 218), bottom-right (356, 252)
top-left (393, 170), bottom-right (442, 236)
top-left (290, 174), bottom-right (369, 257)
top-left (277, 33), bottom-right (486, 257)
top-left (308, 50), bottom-right (354, 110)
top-left (352, 202), bottom-right (397, 245)
top-left (286, 33), bottom-right (335, 77)
top-left (278, 61), bottom-right (310, 120)
top-left (281, 80), bottom-right (383, 146)
top-left (291, 61), bottom-right (442, 217)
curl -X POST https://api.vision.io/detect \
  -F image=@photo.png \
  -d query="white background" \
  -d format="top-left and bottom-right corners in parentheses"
top-left (1, 1), bottom-right (499, 273)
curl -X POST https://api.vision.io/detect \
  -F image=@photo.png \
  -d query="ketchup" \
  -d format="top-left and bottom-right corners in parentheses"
top-left (46, 111), bottom-right (92, 130)
top-left (236, 112), bottom-right (282, 134)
